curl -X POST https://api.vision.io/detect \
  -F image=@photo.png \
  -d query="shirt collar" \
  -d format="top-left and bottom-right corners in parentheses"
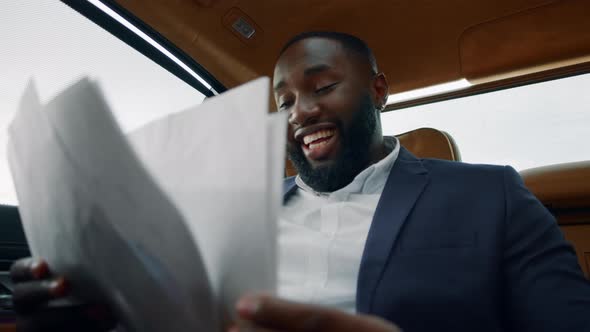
top-left (295, 137), bottom-right (400, 197)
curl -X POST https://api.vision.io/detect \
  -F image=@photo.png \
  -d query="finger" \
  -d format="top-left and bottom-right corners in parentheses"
top-left (236, 294), bottom-right (336, 331)
top-left (10, 258), bottom-right (50, 283)
top-left (12, 277), bottom-right (68, 313)
top-left (16, 304), bottom-right (117, 332)
top-left (236, 294), bottom-right (399, 332)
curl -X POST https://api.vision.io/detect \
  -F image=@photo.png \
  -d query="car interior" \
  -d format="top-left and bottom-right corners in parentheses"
top-left (1, 0), bottom-right (589, 330)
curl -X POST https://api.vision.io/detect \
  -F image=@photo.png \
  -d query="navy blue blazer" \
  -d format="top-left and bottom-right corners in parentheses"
top-left (283, 146), bottom-right (590, 332)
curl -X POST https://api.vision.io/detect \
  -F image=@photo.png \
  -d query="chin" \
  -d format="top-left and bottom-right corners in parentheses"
top-left (307, 158), bottom-right (337, 170)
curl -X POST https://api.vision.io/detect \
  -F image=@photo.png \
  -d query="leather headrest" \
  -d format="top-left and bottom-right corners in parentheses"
top-left (395, 127), bottom-right (461, 161)
top-left (521, 161), bottom-right (590, 209)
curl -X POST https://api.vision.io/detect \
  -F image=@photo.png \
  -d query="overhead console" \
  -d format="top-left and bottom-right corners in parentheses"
top-left (459, 0), bottom-right (590, 84)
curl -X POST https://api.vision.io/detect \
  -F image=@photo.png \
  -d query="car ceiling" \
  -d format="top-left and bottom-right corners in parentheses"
top-left (115, 0), bottom-right (590, 108)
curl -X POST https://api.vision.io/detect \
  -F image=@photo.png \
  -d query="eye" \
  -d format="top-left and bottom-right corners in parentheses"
top-left (315, 82), bottom-right (340, 95)
top-left (279, 99), bottom-right (294, 111)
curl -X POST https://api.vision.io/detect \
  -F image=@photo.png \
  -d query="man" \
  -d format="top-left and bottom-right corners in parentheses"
top-left (11, 32), bottom-right (590, 332)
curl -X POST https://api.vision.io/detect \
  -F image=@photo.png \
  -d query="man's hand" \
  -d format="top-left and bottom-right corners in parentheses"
top-left (10, 257), bottom-right (116, 332)
top-left (230, 294), bottom-right (401, 332)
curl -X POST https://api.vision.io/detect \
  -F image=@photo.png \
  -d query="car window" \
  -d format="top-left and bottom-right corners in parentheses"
top-left (0, 1), bottom-right (207, 204)
top-left (381, 73), bottom-right (590, 171)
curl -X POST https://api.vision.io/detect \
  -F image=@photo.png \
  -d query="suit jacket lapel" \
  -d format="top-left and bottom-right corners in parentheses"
top-left (356, 147), bottom-right (430, 313)
top-left (283, 176), bottom-right (297, 203)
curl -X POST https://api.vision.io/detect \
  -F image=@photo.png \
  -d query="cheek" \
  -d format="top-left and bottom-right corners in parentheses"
top-left (286, 125), bottom-right (297, 145)
top-left (321, 87), bottom-right (363, 124)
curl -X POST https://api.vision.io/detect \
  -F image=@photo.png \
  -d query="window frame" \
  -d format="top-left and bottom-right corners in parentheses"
top-left (385, 63), bottom-right (590, 112)
top-left (61, 0), bottom-right (226, 97)
top-left (380, 71), bottom-right (590, 171)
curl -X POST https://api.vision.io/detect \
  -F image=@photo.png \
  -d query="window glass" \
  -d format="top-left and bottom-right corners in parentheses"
top-left (0, 1), bottom-right (206, 204)
top-left (381, 74), bottom-right (590, 171)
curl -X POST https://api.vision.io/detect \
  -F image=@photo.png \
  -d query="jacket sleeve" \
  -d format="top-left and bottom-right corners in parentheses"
top-left (502, 166), bottom-right (590, 331)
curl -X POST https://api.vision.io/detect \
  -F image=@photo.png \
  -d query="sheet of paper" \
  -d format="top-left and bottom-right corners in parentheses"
top-left (8, 76), bottom-right (286, 332)
top-left (8, 79), bottom-right (215, 332)
top-left (128, 77), bottom-right (287, 324)
top-left (266, 111), bottom-right (288, 282)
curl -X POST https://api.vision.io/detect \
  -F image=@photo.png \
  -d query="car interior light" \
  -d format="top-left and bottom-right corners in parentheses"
top-left (87, 0), bottom-right (215, 93)
top-left (386, 79), bottom-right (472, 105)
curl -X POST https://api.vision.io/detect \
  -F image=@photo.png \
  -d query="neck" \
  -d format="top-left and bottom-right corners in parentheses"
top-left (365, 134), bottom-right (391, 168)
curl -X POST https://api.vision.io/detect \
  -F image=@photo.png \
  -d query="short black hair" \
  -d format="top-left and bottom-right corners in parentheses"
top-left (278, 31), bottom-right (378, 74)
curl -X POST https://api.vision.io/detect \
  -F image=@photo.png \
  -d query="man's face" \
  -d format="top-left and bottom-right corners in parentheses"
top-left (273, 38), bottom-right (384, 192)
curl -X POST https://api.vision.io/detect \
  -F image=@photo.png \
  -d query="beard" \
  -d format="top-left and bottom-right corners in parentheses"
top-left (287, 92), bottom-right (379, 192)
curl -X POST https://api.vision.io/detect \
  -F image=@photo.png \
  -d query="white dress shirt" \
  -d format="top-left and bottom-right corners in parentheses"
top-left (278, 137), bottom-right (400, 313)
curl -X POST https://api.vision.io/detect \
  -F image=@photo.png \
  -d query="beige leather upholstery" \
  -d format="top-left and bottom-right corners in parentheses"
top-left (521, 161), bottom-right (590, 278)
top-left (396, 127), bottom-right (461, 162)
top-left (285, 127), bottom-right (460, 177)
top-left (521, 161), bottom-right (590, 210)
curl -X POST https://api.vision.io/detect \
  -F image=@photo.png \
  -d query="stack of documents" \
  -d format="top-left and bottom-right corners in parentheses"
top-left (7, 77), bottom-right (286, 332)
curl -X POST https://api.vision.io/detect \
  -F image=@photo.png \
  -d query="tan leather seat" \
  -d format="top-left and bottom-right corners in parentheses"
top-left (285, 127), bottom-right (460, 176)
top-left (396, 127), bottom-right (461, 162)
top-left (521, 161), bottom-right (590, 210)
top-left (521, 161), bottom-right (590, 278)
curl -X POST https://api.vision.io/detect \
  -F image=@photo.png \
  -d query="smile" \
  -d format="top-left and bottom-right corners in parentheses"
top-left (303, 129), bottom-right (336, 150)
top-left (299, 127), bottom-right (339, 161)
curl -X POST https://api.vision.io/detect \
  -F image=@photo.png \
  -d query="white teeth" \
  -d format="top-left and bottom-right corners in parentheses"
top-left (303, 129), bottom-right (335, 145)
top-left (308, 140), bottom-right (330, 150)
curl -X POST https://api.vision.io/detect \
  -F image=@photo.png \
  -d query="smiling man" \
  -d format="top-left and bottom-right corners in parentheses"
top-left (274, 32), bottom-right (396, 313)
top-left (276, 32), bottom-right (389, 193)
top-left (265, 31), bottom-right (590, 332)
top-left (10, 32), bottom-right (590, 332)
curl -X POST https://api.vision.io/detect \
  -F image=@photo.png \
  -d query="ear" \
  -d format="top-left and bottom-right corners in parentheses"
top-left (371, 73), bottom-right (389, 110)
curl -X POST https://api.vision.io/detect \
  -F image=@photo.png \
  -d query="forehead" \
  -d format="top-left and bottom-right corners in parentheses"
top-left (273, 38), bottom-right (350, 85)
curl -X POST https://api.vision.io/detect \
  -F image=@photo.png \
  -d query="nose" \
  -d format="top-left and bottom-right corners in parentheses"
top-left (288, 96), bottom-right (321, 127)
